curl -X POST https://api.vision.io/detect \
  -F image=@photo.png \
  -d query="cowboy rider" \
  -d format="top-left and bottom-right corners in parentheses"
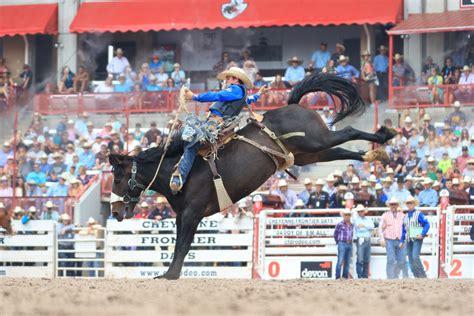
top-left (170, 67), bottom-right (268, 193)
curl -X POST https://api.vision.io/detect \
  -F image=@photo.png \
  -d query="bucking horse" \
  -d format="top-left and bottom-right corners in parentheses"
top-left (109, 74), bottom-right (396, 279)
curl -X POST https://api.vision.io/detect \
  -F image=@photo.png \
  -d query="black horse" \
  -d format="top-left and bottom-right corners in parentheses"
top-left (109, 74), bottom-right (396, 279)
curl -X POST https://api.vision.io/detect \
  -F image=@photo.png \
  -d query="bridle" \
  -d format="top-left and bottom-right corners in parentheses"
top-left (110, 160), bottom-right (147, 205)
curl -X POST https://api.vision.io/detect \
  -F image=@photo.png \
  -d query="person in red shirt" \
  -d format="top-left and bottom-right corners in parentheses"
top-left (457, 146), bottom-right (471, 173)
top-left (134, 201), bottom-right (150, 219)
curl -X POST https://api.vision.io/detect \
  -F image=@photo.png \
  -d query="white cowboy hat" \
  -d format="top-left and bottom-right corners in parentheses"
top-left (45, 201), bottom-right (54, 208)
top-left (452, 178), bottom-right (460, 185)
top-left (140, 201), bottom-right (149, 208)
top-left (423, 114), bottom-right (431, 121)
top-left (463, 176), bottom-right (471, 183)
top-left (361, 180), bottom-right (369, 187)
top-left (432, 180), bottom-right (441, 188)
top-left (277, 179), bottom-right (288, 187)
top-left (344, 192), bottom-right (354, 200)
top-left (462, 65), bottom-right (470, 71)
top-left (88, 217), bottom-right (96, 224)
top-left (453, 101), bottom-right (461, 107)
top-left (375, 183), bottom-right (383, 190)
top-left (386, 197), bottom-right (399, 205)
top-left (334, 170), bottom-right (343, 177)
top-left (303, 178), bottom-right (312, 185)
top-left (287, 56), bottom-right (304, 66)
top-left (394, 53), bottom-right (402, 60)
top-left (341, 208), bottom-right (352, 215)
top-left (156, 196), bottom-right (167, 204)
top-left (354, 204), bottom-right (366, 213)
top-left (351, 176), bottom-right (360, 184)
top-left (427, 156), bottom-right (435, 163)
top-left (405, 195), bottom-right (418, 205)
top-left (14, 206), bottom-right (23, 213)
top-left (422, 177), bottom-right (433, 185)
top-left (383, 176), bottom-right (393, 183)
top-left (60, 213), bottom-right (71, 221)
top-left (0, 202), bottom-right (5, 208)
top-left (361, 50), bottom-right (371, 56)
top-left (315, 179), bottom-right (324, 186)
top-left (386, 167), bottom-right (394, 174)
top-left (28, 206), bottom-right (37, 213)
top-left (338, 55), bottom-right (348, 62)
top-left (368, 175), bottom-right (377, 183)
top-left (326, 175), bottom-right (335, 182)
top-left (404, 117), bottom-right (412, 123)
top-left (418, 136), bottom-right (425, 142)
top-left (217, 67), bottom-right (253, 89)
top-left (295, 199), bottom-right (305, 207)
top-left (405, 175), bottom-right (414, 181)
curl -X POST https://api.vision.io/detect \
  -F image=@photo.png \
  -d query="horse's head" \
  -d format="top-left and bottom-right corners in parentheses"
top-left (0, 207), bottom-right (13, 235)
top-left (109, 154), bottom-right (149, 222)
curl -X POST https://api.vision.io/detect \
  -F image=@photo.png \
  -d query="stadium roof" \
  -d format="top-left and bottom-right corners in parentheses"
top-left (70, 0), bottom-right (403, 33)
top-left (388, 9), bottom-right (474, 35)
top-left (0, 4), bottom-right (58, 37)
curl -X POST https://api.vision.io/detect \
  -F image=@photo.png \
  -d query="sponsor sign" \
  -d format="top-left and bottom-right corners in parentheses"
top-left (300, 261), bottom-right (332, 279)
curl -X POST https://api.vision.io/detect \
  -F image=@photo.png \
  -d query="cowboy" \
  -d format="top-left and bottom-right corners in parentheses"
top-left (374, 45), bottom-right (389, 100)
top-left (284, 56), bottom-right (305, 87)
top-left (135, 201), bottom-right (150, 219)
top-left (106, 48), bottom-right (130, 78)
top-left (40, 201), bottom-right (60, 221)
top-left (170, 67), bottom-right (268, 193)
top-left (272, 179), bottom-right (298, 210)
top-left (334, 208), bottom-right (353, 279)
top-left (336, 55), bottom-right (359, 82)
top-left (21, 206), bottom-right (37, 224)
top-left (379, 197), bottom-right (408, 279)
top-left (401, 195), bottom-right (430, 278)
top-left (418, 177), bottom-right (438, 207)
top-left (353, 204), bottom-right (374, 278)
top-left (298, 178), bottom-right (314, 205)
top-left (148, 196), bottom-right (173, 220)
top-left (307, 179), bottom-right (330, 209)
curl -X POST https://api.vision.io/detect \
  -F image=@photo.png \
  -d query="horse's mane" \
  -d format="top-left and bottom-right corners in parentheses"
top-left (134, 129), bottom-right (184, 164)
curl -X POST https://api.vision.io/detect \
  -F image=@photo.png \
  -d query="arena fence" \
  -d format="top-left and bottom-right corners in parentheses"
top-left (0, 206), bottom-right (473, 279)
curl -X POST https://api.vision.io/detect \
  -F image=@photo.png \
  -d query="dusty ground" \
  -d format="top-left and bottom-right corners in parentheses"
top-left (0, 278), bottom-right (473, 316)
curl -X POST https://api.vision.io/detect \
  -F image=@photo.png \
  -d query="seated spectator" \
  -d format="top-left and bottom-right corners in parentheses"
top-left (0, 57), bottom-right (10, 80)
top-left (108, 131), bottom-right (124, 153)
top-left (213, 52), bottom-right (232, 75)
top-left (402, 116), bottom-right (415, 139)
top-left (253, 72), bottom-right (267, 88)
top-left (404, 148), bottom-right (420, 175)
top-left (336, 55), bottom-right (359, 82)
top-left (267, 74), bottom-right (286, 105)
top-left (79, 142), bottom-right (95, 169)
top-left (445, 101), bottom-right (466, 130)
top-left (25, 179), bottom-right (41, 196)
top-left (155, 67), bottom-right (169, 87)
top-left (68, 178), bottom-right (83, 197)
top-left (284, 56), bottom-right (305, 87)
top-left (243, 59), bottom-right (259, 84)
top-left (0, 141), bottom-right (12, 167)
top-left (94, 75), bottom-right (114, 93)
top-left (421, 56), bottom-right (438, 74)
top-left (164, 78), bottom-right (177, 91)
top-left (463, 158), bottom-right (474, 178)
top-left (26, 163), bottom-right (47, 185)
top-left (441, 57), bottom-right (456, 83)
top-left (114, 74), bottom-right (132, 92)
top-left (106, 48), bottom-right (130, 78)
top-left (95, 144), bottom-right (108, 164)
top-left (77, 165), bottom-right (90, 185)
top-left (133, 123), bottom-right (145, 142)
top-left (72, 66), bottom-right (90, 93)
top-left (271, 179), bottom-right (297, 210)
top-left (125, 133), bottom-right (140, 152)
top-left (58, 66), bottom-right (75, 93)
top-left (170, 63), bottom-right (186, 87)
top-left (123, 65), bottom-right (137, 86)
top-left (21, 206), bottom-right (37, 224)
top-left (454, 65), bottom-right (474, 103)
top-left (135, 201), bottom-right (150, 219)
top-left (307, 179), bottom-right (330, 209)
top-left (108, 114), bottom-right (122, 131)
top-left (427, 67), bottom-right (444, 104)
top-left (298, 178), bottom-right (314, 205)
top-left (416, 70), bottom-right (428, 85)
top-left (148, 196), bottom-right (173, 220)
top-left (330, 43), bottom-right (345, 63)
top-left (418, 178), bottom-right (438, 207)
top-left (144, 121), bottom-right (161, 144)
top-left (149, 53), bottom-right (163, 74)
top-left (0, 176), bottom-right (13, 197)
top-left (47, 173), bottom-right (69, 196)
top-left (145, 76), bottom-right (163, 91)
top-left (49, 152), bottom-right (67, 181)
top-left (40, 201), bottom-right (60, 221)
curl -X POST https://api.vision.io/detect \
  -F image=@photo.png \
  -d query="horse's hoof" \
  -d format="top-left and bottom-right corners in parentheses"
top-left (363, 148), bottom-right (389, 163)
top-left (154, 273), bottom-right (180, 280)
top-left (375, 126), bottom-right (398, 143)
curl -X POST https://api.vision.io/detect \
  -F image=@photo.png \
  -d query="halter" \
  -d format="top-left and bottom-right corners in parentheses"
top-left (110, 160), bottom-right (147, 205)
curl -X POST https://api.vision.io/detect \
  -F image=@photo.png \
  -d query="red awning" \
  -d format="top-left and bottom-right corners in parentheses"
top-left (388, 10), bottom-right (474, 35)
top-left (0, 4), bottom-right (58, 37)
top-left (70, 0), bottom-right (402, 33)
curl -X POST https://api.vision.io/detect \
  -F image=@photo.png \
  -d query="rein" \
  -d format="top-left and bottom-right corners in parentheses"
top-left (110, 86), bottom-right (189, 205)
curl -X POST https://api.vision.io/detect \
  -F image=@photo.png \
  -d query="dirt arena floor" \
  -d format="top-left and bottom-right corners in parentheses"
top-left (1, 278), bottom-right (472, 316)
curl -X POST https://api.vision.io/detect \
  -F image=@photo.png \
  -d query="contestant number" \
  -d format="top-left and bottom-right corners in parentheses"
top-left (268, 261), bottom-right (280, 278)
top-left (449, 259), bottom-right (462, 277)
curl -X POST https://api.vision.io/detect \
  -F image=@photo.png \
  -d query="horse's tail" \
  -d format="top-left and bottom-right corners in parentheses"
top-left (287, 74), bottom-right (366, 126)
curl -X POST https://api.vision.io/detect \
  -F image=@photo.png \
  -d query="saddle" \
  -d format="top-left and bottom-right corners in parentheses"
top-left (197, 120), bottom-right (240, 157)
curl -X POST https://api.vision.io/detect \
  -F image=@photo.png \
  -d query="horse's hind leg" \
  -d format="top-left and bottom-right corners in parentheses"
top-left (294, 147), bottom-right (389, 166)
top-left (159, 208), bottom-right (202, 280)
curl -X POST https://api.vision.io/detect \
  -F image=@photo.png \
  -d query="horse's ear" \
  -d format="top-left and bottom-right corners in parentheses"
top-left (109, 153), bottom-right (124, 166)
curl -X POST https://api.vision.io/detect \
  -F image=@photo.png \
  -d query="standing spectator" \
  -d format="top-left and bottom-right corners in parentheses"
top-left (148, 196), bottom-right (173, 220)
top-left (40, 201), bottom-right (60, 221)
top-left (170, 63), bottom-right (186, 87)
top-left (57, 213), bottom-right (76, 276)
top-left (284, 56), bottom-right (305, 87)
top-left (418, 178), bottom-right (439, 207)
top-left (149, 53), bottom-right (163, 74)
top-left (445, 101), bottom-right (467, 130)
top-left (330, 43), bottom-right (345, 63)
top-left (74, 112), bottom-right (89, 136)
top-left (379, 197), bottom-right (407, 279)
top-left (309, 41), bottom-right (331, 73)
top-left (72, 66), bottom-right (90, 93)
top-left (106, 48), bottom-right (130, 78)
top-left (401, 195), bottom-right (430, 278)
top-left (0, 57), bottom-right (10, 79)
top-left (427, 67), bottom-right (444, 104)
top-left (298, 178), bottom-right (314, 205)
top-left (307, 179), bottom-right (330, 209)
top-left (454, 65), bottom-right (474, 103)
top-left (336, 55), bottom-right (359, 82)
top-left (213, 52), bottom-right (232, 75)
top-left (374, 45), bottom-right (389, 100)
top-left (334, 208), bottom-right (353, 279)
top-left (144, 122), bottom-right (161, 145)
top-left (134, 202), bottom-right (150, 219)
top-left (58, 66), bottom-right (75, 93)
top-left (392, 54), bottom-right (414, 86)
top-left (353, 204), bottom-right (374, 278)
top-left (239, 50), bottom-right (254, 68)
top-left (267, 74), bottom-right (287, 105)
top-left (271, 179), bottom-right (297, 210)
top-left (360, 51), bottom-right (377, 106)
top-left (79, 143), bottom-right (95, 169)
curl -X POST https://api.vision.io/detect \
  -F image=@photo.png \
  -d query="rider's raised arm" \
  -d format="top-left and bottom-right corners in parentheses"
top-left (192, 85), bottom-right (243, 103)
top-left (246, 92), bottom-right (261, 106)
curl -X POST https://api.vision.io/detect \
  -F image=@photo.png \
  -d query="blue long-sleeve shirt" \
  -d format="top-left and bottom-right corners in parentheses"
top-left (284, 66), bottom-right (305, 83)
top-left (401, 209), bottom-right (430, 243)
top-left (192, 84), bottom-right (261, 116)
top-left (336, 64), bottom-right (360, 80)
top-left (353, 216), bottom-right (375, 238)
top-left (418, 188), bottom-right (439, 207)
top-left (373, 54), bottom-right (388, 73)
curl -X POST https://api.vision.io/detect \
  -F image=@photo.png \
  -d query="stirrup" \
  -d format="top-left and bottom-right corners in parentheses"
top-left (169, 171), bottom-right (183, 194)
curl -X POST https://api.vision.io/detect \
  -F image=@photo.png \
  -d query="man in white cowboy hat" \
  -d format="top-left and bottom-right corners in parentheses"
top-left (307, 179), bottom-right (330, 209)
top-left (350, 176), bottom-right (360, 192)
top-left (353, 204), bottom-right (374, 279)
top-left (401, 195), bottom-right (430, 278)
top-left (390, 176), bottom-right (411, 208)
top-left (21, 206), bottom-right (37, 224)
top-left (454, 65), bottom-right (474, 102)
top-left (284, 56), bottom-right (305, 87)
top-left (418, 177), bottom-right (438, 207)
top-left (106, 47), bottom-right (130, 78)
top-left (333, 208), bottom-right (353, 279)
top-left (47, 173), bottom-right (69, 197)
top-left (330, 42), bottom-right (345, 63)
top-left (445, 101), bottom-right (467, 130)
top-left (323, 174), bottom-right (336, 196)
top-left (169, 67), bottom-right (268, 193)
top-left (0, 141), bottom-right (12, 167)
top-left (392, 53), bottom-right (415, 86)
top-left (335, 55), bottom-right (359, 82)
top-left (13, 205), bottom-right (24, 220)
top-left (148, 196), bottom-right (173, 221)
top-left (298, 178), bottom-right (314, 205)
top-left (420, 113), bottom-right (435, 139)
top-left (271, 179), bottom-right (297, 210)
top-left (40, 200), bottom-right (60, 221)
top-left (135, 201), bottom-right (150, 219)
top-left (374, 183), bottom-right (388, 207)
top-left (467, 177), bottom-right (474, 205)
top-left (79, 142), bottom-right (95, 169)
top-left (374, 44), bottom-right (389, 100)
top-left (56, 212), bottom-right (77, 276)
top-left (379, 196), bottom-right (408, 279)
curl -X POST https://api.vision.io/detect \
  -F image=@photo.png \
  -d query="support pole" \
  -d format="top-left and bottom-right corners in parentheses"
top-left (388, 35), bottom-right (394, 108)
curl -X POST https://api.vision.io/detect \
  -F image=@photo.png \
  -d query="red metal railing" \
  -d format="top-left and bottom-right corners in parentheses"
top-left (390, 83), bottom-right (474, 109)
